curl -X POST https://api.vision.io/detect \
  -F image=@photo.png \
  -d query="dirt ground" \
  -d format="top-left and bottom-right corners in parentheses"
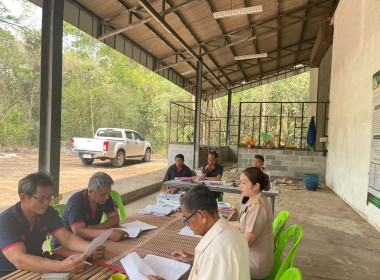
top-left (0, 151), bottom-right (168, 209)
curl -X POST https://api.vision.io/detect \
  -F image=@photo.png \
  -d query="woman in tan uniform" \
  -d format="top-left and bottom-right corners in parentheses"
top-left (230, 167), bottom-right (274, 279)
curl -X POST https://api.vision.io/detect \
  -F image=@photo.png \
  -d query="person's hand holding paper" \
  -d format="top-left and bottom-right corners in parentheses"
top-left (82, 230), bottom-right (112, 258)
top-left (109, 229), bottom-right (128, 241)
top-left (59, 255), bottom-right (87, 274)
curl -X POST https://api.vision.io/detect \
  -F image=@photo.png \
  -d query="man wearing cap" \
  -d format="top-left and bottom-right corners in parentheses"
top-left (163, 154), bottom-right (193, 181)
top-left (242, 155), bottom-right (271, 204)
top-left (0, 172), bottom-right (104, 277)
top-left (51, 172), bottom-right (126, 249)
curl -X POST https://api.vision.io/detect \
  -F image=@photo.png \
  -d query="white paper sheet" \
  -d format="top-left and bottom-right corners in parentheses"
top-left (178, 226), bottom-right (202, 238)
top-left (120, 220), bottom-right (158, 231)
top-left (116, 220), bottom-right (158, 238)
top-left (139, 204), bottom-right (179, 216)
top-left (112, 227), bottom-right (141, 238)
top-left (120, 252), bottom-right (156, 280)
top-left (81, 229), bottom-right (112, 257)
top-left (143, 254), bottom-right (190, 280)
top-left (120, 252), bottom-right (190, 280)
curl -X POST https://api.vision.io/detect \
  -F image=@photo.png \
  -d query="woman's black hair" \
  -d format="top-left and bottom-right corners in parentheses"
top-left (241, 167), bottom-right (268, 191)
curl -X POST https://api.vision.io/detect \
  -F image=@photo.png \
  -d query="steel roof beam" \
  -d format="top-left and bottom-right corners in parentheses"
top-left (156, 36), bottom-right (253, 72)
top-left (205, 0), bottom-right (249, 83)
top-left (98, 0), bottom-right (202, 41)
top-left (138, 0), bottom-right (228, 91)
top-left (165, 0), bottom-right (232, 85)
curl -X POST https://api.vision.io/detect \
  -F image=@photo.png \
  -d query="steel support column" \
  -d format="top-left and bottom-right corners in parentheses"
top-left (193, 60), bottom-right (202, 169)
top-left (226, 90), bottom-right (232, 146)
top-left (39, 0), bottom-right (64, 196)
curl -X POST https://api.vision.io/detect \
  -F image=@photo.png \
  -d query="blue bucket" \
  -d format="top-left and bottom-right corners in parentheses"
top-left (304, 174), bottom-right (319, 191)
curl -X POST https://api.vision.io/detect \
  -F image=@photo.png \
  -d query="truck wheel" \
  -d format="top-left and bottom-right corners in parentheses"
top-left (112, 151), bottom-right (125, 167)
top-left (142, 148), bottom-right (151, 162)
top-left (81, 158), bottom-right (94, 165)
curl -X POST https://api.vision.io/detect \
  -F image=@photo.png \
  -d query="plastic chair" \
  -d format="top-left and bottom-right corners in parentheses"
top-left (52, 204), bottom-right (66, 216)
top-left (103, 190), bottom-right (126, 221)
top-left (278, 268), bottom-right (302, 280)
top-left (264, 225), bottom-right (304, 280)
top-left (273, 211), bottom-right (290, 248)
top-left (47, 204), bottom-right (66, 254)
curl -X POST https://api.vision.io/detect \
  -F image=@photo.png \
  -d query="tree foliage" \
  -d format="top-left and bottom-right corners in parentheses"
top-left (0, 0), bottom-right (310, 153)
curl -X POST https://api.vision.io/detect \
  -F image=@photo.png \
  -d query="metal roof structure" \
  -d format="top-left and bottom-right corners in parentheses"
top-left (31, 0), bottom-right (338, 100)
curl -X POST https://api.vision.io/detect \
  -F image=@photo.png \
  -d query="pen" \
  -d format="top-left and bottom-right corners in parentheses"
top-left (171, 253), bottom-right (187, 258)
top-left (70, 256), bottom-right (93, 265)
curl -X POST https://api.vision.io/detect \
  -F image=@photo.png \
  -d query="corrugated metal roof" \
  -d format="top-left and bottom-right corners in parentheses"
top-left (30, 0), bottom-right (339, 100)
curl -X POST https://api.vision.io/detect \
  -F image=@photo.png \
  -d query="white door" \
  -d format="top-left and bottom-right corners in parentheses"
top-left (133, 132), bottom-right (145, 156)
top-left (124, 130), bottom-right (135, 156)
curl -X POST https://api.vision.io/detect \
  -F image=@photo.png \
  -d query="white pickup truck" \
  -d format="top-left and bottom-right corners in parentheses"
top-left (71, 128), bottom-right (152, 167)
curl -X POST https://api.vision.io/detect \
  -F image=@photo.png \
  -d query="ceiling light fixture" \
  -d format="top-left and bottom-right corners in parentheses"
top-left (213, 5), bottom-right (262, 19)
top-left (234, 53), bottom-right (268, 60)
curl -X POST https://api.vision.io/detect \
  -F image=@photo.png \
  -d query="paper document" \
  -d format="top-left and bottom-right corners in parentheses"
top-left (117, 220), bottom-right (158, 238)
top-left (139, 204), bottom-right (179, 216)
top-left (113, 227), bottom-right (141, 238)
top-left (121, 252), bottom-right (190, 280)
top-left (178, 226), bottom-right (201, 238)
top-left (82, 229), bottom-right (112, 257)
top-left (202, 180), bottom-right (234, 186)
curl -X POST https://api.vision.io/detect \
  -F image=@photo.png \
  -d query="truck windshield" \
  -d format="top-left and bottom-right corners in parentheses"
top-left (97, 129), bottom-right (122, 138)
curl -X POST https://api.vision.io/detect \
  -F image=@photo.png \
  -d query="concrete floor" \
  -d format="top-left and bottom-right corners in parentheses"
top-left (121, 176), bottom-right (380, 280)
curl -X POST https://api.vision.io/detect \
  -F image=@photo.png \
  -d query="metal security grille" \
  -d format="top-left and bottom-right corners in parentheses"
top-left (238, 101), bottom-right (329, 151)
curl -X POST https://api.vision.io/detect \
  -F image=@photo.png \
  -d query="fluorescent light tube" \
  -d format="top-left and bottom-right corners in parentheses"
top-left (234, 53), bottom-right (268, 60)
top-left (213, 5), bottom-right (262, 19)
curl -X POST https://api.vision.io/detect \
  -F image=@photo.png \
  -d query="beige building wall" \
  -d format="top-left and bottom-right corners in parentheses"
top-left (327, 0), bottom-right (380, 230)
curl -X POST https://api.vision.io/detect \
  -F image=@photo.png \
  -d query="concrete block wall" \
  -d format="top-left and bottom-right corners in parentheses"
top-left (168, 144), bottom-right (194, 168)
top-left (238, 148), bottom-right (326, 182)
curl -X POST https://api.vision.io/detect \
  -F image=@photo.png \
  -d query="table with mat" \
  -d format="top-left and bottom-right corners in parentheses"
top-left (164, 179), bottom-right (279, 215)
top-left (0, 210), bottom-right (236, 280)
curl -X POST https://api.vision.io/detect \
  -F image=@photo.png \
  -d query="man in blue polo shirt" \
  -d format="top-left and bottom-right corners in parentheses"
top-left (0, 172), bottom-right (104, 277)
top-left (200, 151), bottom-right (224, 200)
top-left (52, 172), bottom-right (125, 249)
top-left (200, 150), bottom-right (223, 181)
top-left (163, 154), bottom-right (193, 181)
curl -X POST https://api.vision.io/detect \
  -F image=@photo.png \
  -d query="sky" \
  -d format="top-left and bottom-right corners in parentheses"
top-left (3, 0), bottom-right (42, 30)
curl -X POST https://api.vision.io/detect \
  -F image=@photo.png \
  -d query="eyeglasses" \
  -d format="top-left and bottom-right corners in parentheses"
top-left (31, 195), bottom-right (53, 203)
top-left (183, 210), bottom-right (199, 226)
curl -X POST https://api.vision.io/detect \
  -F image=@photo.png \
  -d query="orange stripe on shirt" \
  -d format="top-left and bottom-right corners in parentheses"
top-left (50, 226), bottom-right (66, 235)
top-left (1, 242), bottom-right (23, 252)
top-left (106, 210), bottom-right (118, 216)
top-left (70, 221), bottom-right (85, 228)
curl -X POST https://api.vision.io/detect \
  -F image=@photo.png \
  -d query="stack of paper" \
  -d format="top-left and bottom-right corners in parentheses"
top-left (139, 204), bottom-right (180, 216)
top-left (178, 226), bottom-right (201, 238)
top-left (116, 220), bottom-right (158, 238)
top-left (121, 252), bottom-right (190, 280)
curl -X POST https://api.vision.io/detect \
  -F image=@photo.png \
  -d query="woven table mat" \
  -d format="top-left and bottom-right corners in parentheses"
top-left (53, 210), bottom-right (236, 273)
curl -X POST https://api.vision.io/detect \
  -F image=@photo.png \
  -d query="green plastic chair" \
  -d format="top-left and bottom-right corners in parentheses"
top-left (278, 268), bottom-right (302, 280)
top-left (264, 224), bottom-right (304, 280)
top-left (273, 211), bottom-right (290, 248)
top-left (47, 204), bottom-right (66, 254)
top-left (103, 190), bottom-right (126, 221)
top-left (52, 204), bottom-right (66, 216)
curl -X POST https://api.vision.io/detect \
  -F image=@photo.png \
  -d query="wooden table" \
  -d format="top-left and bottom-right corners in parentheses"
top-left (163, 179), bottom-right (279, 216)
top-left (0, 265), bottom-right (116, 280)
top-left (1, 210), bottom-right (236, 279)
